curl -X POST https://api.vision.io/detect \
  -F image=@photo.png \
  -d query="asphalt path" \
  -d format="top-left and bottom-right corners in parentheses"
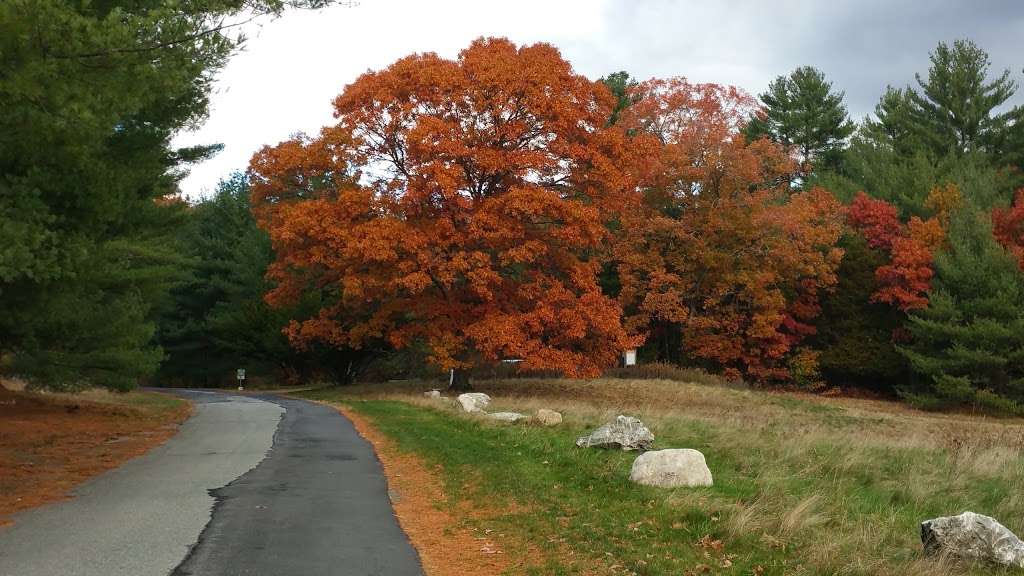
top-left (0, 390), bottom-right (422, 576)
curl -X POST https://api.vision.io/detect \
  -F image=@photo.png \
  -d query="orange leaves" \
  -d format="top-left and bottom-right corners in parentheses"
top-left (249, 37), bottom-right (634, 376)
top-left (847, 192), bottom-right (943, 312)
top-left (614, 77), bottom-right (844, 383)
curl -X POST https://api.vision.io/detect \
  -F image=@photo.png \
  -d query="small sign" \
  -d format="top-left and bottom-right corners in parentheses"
top-left (236, 368), bottom-right (246, 380)
top-left (623, 349), bottom-right (637, 367)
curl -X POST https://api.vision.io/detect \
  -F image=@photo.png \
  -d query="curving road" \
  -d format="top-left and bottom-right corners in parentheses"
top-left (0, 390), bottom-right (422, 576)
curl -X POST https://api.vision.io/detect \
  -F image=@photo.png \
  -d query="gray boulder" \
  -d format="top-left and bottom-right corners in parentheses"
top-left (456, 392), bottom-right (491, 413)
top-left (629, 449), bottom-right (712, 487)
top-left (535, 408), bottom-right (563, 426)
top-left (487, 411), bottom-right (527, 423)
top-left (921, 511), bottom-right (1024, 568)
top-left (575, 415), bottom-right (654, 451)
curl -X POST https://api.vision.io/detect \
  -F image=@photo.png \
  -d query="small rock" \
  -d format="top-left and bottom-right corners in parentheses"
top-left (921, 511), bottom-right (1024, 568)
top-left (575, 415), bottom-right (654, 451)
top-left (629, 449), bottom-right (713, 488)
top-left (535, 408), bottom-right (563, 426)
top-left (423, 390), bottom-right (442, 398)
top-left (456, 392), bottom-right (491, 413)
top-left (488, 412), bottom-right (527, 423)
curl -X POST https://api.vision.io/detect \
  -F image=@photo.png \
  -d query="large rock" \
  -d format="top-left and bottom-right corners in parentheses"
top-left (575, 415), bottom-right (654, 451)
top-left (456, 392), bottom-right (491, 413)
top-left (488, 412), bottom-right (527, 423)
top-left (535, 409), bottom-right (563, 426)
top-left (921, 511), bottom-right (1024, 568)
top-left (629, 449), bottom-right (713, 488)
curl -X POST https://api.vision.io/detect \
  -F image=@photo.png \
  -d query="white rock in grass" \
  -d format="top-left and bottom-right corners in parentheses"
top-left (535, 409), bottom-right (563, 426)
top-left (629, 449), bottom-right (713, 488)
top-left (423, 389), bottom-right (442, 399)
top-left (488, 412), bottom-right (527, 423)
top-left (921, 511), bottom-right (1024, 568)
top-left (575, 415), bottom-right (653, 451)
top-left (456, 393), bottom-right (491, 413)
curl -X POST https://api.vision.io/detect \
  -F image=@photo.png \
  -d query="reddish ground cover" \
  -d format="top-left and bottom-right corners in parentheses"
top-left (0, 387), bottom-right (190, 525)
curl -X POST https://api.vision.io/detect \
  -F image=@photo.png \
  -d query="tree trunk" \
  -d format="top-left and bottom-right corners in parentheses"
top-left (448, 367), bottom-right (472, 392)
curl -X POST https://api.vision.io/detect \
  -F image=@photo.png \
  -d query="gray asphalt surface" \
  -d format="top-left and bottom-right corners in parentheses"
top-left (0, 390), bottom-right (423, 576)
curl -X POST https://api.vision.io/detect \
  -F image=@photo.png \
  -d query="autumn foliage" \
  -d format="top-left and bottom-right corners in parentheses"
top-left (249, 38), bottom-right (636, 379)
top-left (847, 192), bottom-right (945, 311)
top-left (992, 189), bottom-right (1024, 269)
top-left (613, 79), bottom-right (845, 383)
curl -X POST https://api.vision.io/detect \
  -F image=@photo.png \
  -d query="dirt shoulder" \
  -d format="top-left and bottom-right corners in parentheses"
top-left (0, 387), bottom-right (191, 525)
top-left (333, 404), bottom-right (543, 576)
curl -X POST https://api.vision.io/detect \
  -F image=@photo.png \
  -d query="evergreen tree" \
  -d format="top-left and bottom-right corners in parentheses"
top-left (0, 0), bottom-right (328, 390)
top-left (157, 175), bottom-right (374, 386)
top-left (157, 175), bottom-right (288, 385)
top-left (909, 39), bottom-right (1020, 158)
top-left (861, 86), bottom-right (922, 157)
top-left (899, 208), bottom-right (1024, 412)
top-left (601, 71), bottom-right (639, 126)
top-left (813, 234), bottom-right (908, 392)
top-left (745, 66), bottom-right (854, 179)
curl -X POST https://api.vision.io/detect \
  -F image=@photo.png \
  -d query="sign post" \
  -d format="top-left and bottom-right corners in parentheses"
top-left (236, 368), bottom-right (246, 391)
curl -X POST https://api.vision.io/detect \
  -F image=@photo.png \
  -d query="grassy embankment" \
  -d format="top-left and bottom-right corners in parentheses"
top-left (300, 378), bottom-right (1024, 576)
top-left (0, 386), bottom-right (190, 524)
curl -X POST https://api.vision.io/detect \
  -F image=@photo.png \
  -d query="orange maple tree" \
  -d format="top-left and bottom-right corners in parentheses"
top-left (249, 37), bottom-right (636, 388)
top-left (614, 78), bottom-right (845, 383)
top-left (847, 192), bottom-right (944, 311)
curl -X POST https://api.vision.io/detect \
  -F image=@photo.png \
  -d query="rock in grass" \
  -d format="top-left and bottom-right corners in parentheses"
top-left (423, 389), bottom-right (442, 399)
top-left (921, 511), bottom-right (1024, 568)
top-left (487, 411), bottom-right (527, 423)
top-left (535, 409), bottom-right (562, 426)
top-left (629, 449), bottom-right (712, 488)
top-left (575, 415), bottom-right (653, 451)
top-left (456, 392), bottom-right (491, 413)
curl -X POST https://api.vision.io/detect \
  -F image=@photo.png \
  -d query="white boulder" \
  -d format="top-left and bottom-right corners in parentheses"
top-left (535, 409), bottom-right (563, 426)
top-left (423, 389), bottom-right (442, 398)
top-left (456, 392), bottom-right (491, 413)
top-left (921, 511), bottom-right (1024, 568)
top-left (629, 449), bottom-right (713, 488)
top-left (575, 415), bottom-right (654, 451)
top-left (488, 412), bottom-right (527, 423)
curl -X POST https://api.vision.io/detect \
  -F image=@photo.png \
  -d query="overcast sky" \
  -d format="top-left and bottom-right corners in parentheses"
top-left (173, 0), bottom-right (1024, 199)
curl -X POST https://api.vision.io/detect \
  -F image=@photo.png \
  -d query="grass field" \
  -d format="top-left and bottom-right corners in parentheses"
top-left (300, 378), bottom-right (1024, 575)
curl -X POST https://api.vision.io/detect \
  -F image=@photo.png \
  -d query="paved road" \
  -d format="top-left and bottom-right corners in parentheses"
top-left (0, 391), bottom-right (422, 576)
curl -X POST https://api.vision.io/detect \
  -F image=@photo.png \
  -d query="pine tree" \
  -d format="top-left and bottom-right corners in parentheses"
top-left (745, 66), bottom-right (854, 179)
top-left (909, 39), bottom-right (1019, 157)
top-left (862, 87), bottom-right (922, 157)
top-left (813, 234), bottom-right (908, 391)
top-left (0, 0), bottom-right (327, 390)
top-left (899, 207), bottom-right (1024, 412)
top-left (601, 71), bottom-right (640, 126)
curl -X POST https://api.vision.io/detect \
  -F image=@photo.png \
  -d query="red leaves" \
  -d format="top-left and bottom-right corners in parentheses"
top-left (847, 192), bottom-right (942, 312)
top-left (992, 189), bottom-right (1024, 269)
top-left (847, 193), bottom-right (902, 251)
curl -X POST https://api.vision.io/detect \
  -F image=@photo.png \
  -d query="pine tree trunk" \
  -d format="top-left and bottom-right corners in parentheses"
top-left (448, 368), bottom-right (472, 392)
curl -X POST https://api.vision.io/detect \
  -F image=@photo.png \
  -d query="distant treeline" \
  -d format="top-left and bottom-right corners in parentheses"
top-left (3, 4), bottom-right (1024, 413)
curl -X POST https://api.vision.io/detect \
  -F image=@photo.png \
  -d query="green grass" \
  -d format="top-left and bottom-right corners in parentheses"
top-left (299, 381), bottom-right (1024, 575)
